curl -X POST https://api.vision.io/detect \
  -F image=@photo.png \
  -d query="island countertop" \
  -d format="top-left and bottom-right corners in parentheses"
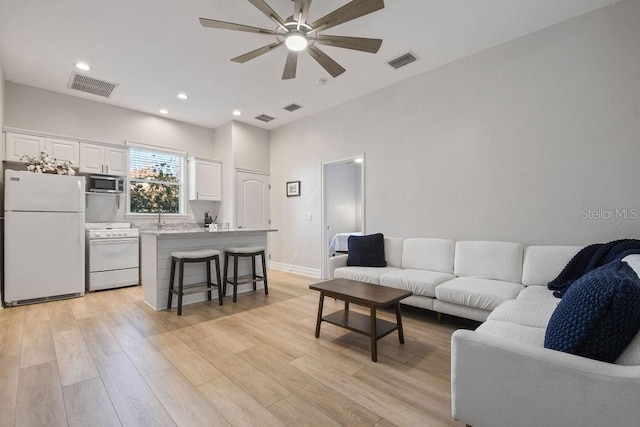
top-left (140, 228), bottom-right (277, 237)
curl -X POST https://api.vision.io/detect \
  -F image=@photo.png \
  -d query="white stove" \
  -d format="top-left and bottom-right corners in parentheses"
top-left (85, 223), bottom-right (140, 291)
top-left (86, 222), bottom-right (139, 239)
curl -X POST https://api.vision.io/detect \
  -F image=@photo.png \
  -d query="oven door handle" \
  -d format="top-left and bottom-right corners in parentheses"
top-left (90, 238), bottom-right (139, 245)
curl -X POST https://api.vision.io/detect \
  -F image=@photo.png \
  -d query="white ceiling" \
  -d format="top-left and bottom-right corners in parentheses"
top-left (0, 0), bottom-right (620, 131)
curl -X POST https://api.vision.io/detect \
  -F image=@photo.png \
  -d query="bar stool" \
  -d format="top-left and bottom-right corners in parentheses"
top-left (223, 246), bottom-right (268, 302)
top-left (167, 248), bottom-right (223, 315)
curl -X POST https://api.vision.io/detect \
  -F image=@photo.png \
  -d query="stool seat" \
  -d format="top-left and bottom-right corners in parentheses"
top-left (171, 248), bottom-right (221, 259)
top-left (225, 246), bottom-right (265, 254)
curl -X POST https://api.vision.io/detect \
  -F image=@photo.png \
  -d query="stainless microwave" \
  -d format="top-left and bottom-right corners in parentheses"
top-left (88, 175), bottom-right (125, 193)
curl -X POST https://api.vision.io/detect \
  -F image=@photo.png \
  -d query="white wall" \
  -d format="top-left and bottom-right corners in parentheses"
top-left (212, 122), bottom-right (234, 225)
top-left (270, 0), bottom-right (640, 271)
top-left (233, 121), bottom-right (270, 174)
top-left (5, 82), bottom-right (215, 158)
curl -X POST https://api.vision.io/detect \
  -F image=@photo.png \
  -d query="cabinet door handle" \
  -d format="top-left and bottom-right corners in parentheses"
top-left (101, 164), bottom-right (104, 173)
top-left (197, 192), bottom-right (199, 199)
top-left (106, 165), bottom-right (109, 174)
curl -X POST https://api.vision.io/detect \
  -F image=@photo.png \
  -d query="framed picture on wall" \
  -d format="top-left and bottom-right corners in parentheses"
top-left (286, 181), bottom-right (301, 197)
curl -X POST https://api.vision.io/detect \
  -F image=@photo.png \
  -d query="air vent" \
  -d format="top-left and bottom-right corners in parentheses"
top-left (255, 114), bottom-right (276, 122)
top-left (388, 52), bottom-right (418, 70)
top-left (283, 103), bottom-right (302, 112)
top-left (69, 72), bottom-right (118, 98)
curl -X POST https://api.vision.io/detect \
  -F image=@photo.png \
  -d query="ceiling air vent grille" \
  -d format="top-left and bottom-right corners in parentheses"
top-left (388, 52), bottom-right (418, 69)
top-left (255, 114), bottom-right (276, 122)
top-left (69, 72), bottom-right (118, 98)
top-left (283, 103), bottom-right (302, 112)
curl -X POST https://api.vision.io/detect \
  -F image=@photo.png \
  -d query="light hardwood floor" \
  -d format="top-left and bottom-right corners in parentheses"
top-left (0, 270), bottom-right (477, 426)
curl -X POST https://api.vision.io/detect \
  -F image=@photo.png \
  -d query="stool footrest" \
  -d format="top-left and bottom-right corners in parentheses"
top-left (226, 275), bottom-right (264, 286)
top-left (170, 282), bottom-right (219, 296)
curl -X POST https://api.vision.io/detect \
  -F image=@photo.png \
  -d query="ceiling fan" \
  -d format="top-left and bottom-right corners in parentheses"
top-left (199, 0), bottom-right (385, 80)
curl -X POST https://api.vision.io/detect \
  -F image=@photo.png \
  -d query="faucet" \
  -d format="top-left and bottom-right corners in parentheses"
top-left (157, 210), bottom-right (163, 229)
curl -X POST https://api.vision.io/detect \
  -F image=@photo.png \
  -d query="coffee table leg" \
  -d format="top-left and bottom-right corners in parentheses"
top-left (395, 302), bottom-right (405, 344)
top-left (315, 292), bottom-right (325, 338)
top-left (370, 307), bottom-right (377, 362)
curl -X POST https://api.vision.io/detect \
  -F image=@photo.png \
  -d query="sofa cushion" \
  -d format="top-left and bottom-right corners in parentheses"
top-left (521, 245), bottom-right (583, 286)
top-left (401, 238), bottom-right (455, 273)
top-left (384, 237), bottom-right (405, 268)
top-left (476, 320), bottom-right (546, 347)
top-left (380, 269), bottom-right (454, 298)
top-left (347, 233), bottom-right (386, 267)
top-left (454, 241), bottom-right (524, 283)
top-left (616, 330), bottom-right (640, 365)
top-left (487, 299), bottom-right (558, 328)
top-left (435, 277), bottom-right (524, 311)
top-left (334, 266), bottom-right (401, 285)
top-left (516, 284), bottom-right (561, 305)
top-left (544, 260), bottom-right (640, 363)
top-left (622, 254), bottom-right (640, 277)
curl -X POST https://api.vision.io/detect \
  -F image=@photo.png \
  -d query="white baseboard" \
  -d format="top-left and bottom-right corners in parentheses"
top-left (270, 262), bottom-right (322, 279)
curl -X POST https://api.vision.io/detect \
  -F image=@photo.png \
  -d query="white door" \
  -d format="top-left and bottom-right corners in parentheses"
top-left (79, 143), bottom-right (105, 174)
top-left (45, 138), bottom-right (79, 164)
top-left (5, 171), bottom-right (85, 212)
top-left (104, 147), bottom-right (127, 176)
top-left (236, 170), bottom-right (269, 229)
top-left (4, 211), bottom-right (84, 303)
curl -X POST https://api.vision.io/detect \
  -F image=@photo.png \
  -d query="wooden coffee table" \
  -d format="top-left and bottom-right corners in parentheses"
top-left (309, 278), bottom-right (412, 362)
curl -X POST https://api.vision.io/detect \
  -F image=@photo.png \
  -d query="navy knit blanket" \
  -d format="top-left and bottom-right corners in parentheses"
top-left (547, 239), bottom-right (640, 298)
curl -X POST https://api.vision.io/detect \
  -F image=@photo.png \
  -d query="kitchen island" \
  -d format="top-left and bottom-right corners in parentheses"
top-left (140, 228), bottom-right (277, 310)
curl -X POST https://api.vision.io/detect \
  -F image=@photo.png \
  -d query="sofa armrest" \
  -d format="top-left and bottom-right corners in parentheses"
top-left (328, 254), bottom-right (348, 279)
top-left (451, 329), bottom-right (640, 427)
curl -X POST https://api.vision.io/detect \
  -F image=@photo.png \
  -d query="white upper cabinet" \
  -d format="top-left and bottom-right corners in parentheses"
top-left (5, 133), bottom-right (43, 161)
top-left (188, 157), bottom-right (222, 201)
top-left (5, 133), bottom-right (79, 164)
top-left (79, 143), bottom-right (126, 175)
top-left (44, 138), bottom-right (79, 164)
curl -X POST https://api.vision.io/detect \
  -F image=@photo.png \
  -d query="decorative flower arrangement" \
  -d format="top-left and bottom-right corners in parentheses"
top-left (21, 151), bottom-right (76, 175)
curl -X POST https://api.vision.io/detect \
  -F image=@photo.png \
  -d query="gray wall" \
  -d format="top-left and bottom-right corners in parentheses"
top-left (0, 59), bottom-right (5, 162)
top-left (5, 82), bottom-right (215, 158)
top-left (270, 0), bottom-right (640, 273)
top-left (233, 121), bottom-right (270, 174)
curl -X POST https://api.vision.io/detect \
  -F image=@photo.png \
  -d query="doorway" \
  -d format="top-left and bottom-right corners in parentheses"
top-left (321, 155), bottom-right (365, 279)
top-left (236, 169), bottom-right (270, 229)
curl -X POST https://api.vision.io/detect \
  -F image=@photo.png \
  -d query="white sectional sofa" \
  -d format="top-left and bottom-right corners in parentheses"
top-left (330, 238), bottom-right (640, 426)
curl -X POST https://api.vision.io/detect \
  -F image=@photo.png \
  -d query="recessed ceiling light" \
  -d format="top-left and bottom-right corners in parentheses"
top-left (232, 110), bottom-right (241, 116)
top-left (177, 93), bottom-right (188, 100)
top-left (159, 109), bottom-right (169, 115)
top-left (75, 62), bottom-right (91, 71)
top-left (354, 158), bottom-right (363, 164)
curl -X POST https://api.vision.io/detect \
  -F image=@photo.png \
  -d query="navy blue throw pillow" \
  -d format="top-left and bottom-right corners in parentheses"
top-left (347, 233), bottom-right (386, 267)
top-left (544, 260), bottom-right (640, 363)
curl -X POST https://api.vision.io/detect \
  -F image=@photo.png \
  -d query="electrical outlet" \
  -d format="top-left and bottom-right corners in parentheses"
top-left (100, 213), bottom-right (107, 221)
top-left (307, 213), bottom-right (313, 221)
top-left (294, 251), bottom-right (298, 260)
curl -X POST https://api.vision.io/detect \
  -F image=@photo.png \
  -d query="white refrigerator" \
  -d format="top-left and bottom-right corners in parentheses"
top-left (4, 170), bottom-right (86, 305)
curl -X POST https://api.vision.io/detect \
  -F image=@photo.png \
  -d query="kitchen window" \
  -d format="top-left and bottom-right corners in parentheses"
top-left (127, 146), bottom-right (185, 214)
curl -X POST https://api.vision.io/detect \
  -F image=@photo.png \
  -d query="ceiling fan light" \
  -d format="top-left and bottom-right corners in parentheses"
top-left (285, 33), bottom-right (308, 52)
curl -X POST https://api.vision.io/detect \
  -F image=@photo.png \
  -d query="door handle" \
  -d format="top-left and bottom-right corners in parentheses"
top-left (106, 165), bottom-right (109, 174)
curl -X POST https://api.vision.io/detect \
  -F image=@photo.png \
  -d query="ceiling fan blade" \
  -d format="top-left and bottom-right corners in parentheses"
top-left (199, 18), bottom-right (275, 35)
top-left (293, 0), bottom-right (312, 24)
top-left (248, 0), bottom-right (286, 28)
top-left (316, 35), bottom-right (382, 53)
top-left (310, 0), bottom-right (384, 32)
top-left (231, 41), bottom-right (283, 63)
top-left (307, 45), bottom-right (346, 78)
top-left (282, 51), bottom-right (298, 80)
